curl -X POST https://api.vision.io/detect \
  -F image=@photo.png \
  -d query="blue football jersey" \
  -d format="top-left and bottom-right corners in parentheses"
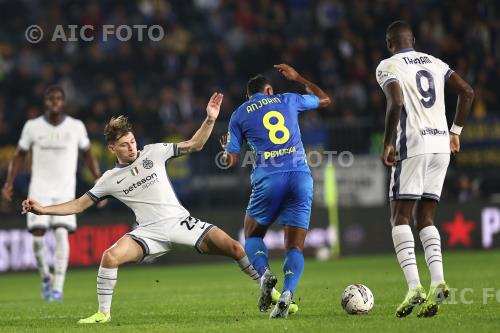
top-left (226, 92), bottom-right (320, 180)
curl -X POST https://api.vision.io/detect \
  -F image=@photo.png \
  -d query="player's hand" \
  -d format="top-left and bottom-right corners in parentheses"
top-left (96, 198), bottom-right (108, 209)
top-left (274, 64), bottom-right (301, 81)
top-left (220, 134), bottom-right (228, 150)
top-left (2, 183), bottom-right (13, 202)
top-left (206, 92), bottom-right (224, 121)
top-left (21, 198), bottom-right (45, 215)
top-left (381, 143), bottom-right (397, 167)
top-left (450, 133), bottom-right (460, 154)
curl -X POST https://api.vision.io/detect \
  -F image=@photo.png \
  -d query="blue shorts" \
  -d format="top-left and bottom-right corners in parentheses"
top-left (246, 171), bottom-right (313, 230)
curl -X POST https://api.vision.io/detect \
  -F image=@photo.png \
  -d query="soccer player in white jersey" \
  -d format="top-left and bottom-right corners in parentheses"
top-left (2, 86), bottom-right (102, 302)
top-left (22, 92), bottom-right (265, 324)
top-left (376, 21), bottom-right (474, 318)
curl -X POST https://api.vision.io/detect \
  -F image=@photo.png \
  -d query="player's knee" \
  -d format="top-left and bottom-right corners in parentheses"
top-left (417, 217), bottom-right (434, 231)
top-left (231, 240), bottom-right (245, 259)
top-left (31, 229), bottom-right (46, 237)
top-left (392, 213), bottom-right (411, 226)
top-left (101, 248), bottom-right (120, 268)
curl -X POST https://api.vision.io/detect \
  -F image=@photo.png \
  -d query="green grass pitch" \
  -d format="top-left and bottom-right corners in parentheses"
top-left (1, 250), bottom-right (499, 332)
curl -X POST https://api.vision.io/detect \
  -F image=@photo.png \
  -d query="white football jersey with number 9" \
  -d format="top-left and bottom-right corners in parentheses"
top-left (376, 48), bottom-right (453, 160)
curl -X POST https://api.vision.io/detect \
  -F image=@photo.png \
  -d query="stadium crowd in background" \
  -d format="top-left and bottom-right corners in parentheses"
top-left (0, 0), bottom-right (498, 205)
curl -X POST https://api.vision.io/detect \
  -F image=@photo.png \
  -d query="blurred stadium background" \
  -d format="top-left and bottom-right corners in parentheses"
top-left (0, 0), bottom-right (498, 275)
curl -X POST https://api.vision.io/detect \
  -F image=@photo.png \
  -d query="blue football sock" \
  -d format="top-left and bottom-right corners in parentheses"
top-left (283, 248), bottom-right (304, 295)
top-left (245, 237), bottom-right (269, 276)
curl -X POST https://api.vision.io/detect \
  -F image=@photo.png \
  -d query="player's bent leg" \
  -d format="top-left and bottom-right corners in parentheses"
top-left (415, 199), bottom-right (449, 317)
top-left (31, 228), bottom-right (52, 301)
top-left (270, 226), bottom-right (306, 319)
top-left (199, 226), bottom-right (281, 313)
top-left (101, 235), bottom-right (144, 268)
top-left (50, 227), bottom-right (69, 302)
top-left (198, 226), bottom-right (261, 282)
top-left (391, 200), bottom-right (426, 317)
top-left (198, 226), bottom-right (245, 259)
top-left (78, 235), bottom-right (143, 324)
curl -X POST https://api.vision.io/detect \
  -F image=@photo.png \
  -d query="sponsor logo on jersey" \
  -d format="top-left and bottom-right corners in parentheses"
top-left (130, 166), bottom-right (139, 176)
top-left (116, 177), bottom-right (126, 184)
top-left (420, 127), bottom-right (447, 136)
top-left (263, 146), bottom-right (297, 160)
top-left (377, 70), bottom-right (389, 79)
top-left (123, 172), bottom-right (157, 195)
top-left (143, 158), bottom-right (153, 169)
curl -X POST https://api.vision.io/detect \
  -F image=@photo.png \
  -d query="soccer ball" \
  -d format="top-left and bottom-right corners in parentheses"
top-left (341, 284), bottom-right (374, 314)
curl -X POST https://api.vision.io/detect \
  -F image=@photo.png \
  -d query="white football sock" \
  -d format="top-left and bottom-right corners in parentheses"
top-left (419, 225), bottom-right (444, 286)
top-left (236, 255), bottom-right (260, 285)
top-left (32, 235), bottom-right (50, 279)
top-left (97, 266), bottom-right (118, 315)
top-left (236, 256), bottom-right (281, 297)
top-left (392, 225), bottom-right (421, 289)
top-left (53, 228), bottom-right (69, 292)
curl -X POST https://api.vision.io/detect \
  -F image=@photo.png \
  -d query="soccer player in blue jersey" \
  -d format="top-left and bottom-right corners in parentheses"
top-left (221, 64), bottom-right (331, 318)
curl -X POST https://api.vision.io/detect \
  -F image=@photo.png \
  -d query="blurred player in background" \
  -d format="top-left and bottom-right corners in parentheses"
top-left (221, 64), bottom-right (331, 318)
top-left (377, 21), bottom-right (474, 317)
top-left (2, 86), bottom-right (102, 301)
top-left (22, 93), bottom-right (265, 324)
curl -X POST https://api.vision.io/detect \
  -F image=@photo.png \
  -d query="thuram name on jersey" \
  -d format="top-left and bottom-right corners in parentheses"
top-left (402, 55), bottom-right (432, 65)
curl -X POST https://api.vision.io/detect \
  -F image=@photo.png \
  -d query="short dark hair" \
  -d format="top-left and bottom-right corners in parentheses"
top-left (44, 85), bottom-right (65, 100)
top-left (104, 115), bottom-right (133, 143)
top-left (386, 20), bottom-right (413, 39)
top-left (246, 74), bottom-right (271, 97)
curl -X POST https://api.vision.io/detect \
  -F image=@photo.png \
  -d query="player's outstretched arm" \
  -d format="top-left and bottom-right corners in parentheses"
top-left (21, 194), bottom-right (94, 216)
top-left (2, 149), bottom-right (27, 201)
top-left (177, 92), bottom-right (223, 154)
top-left (274, 64), bottom-right (331, 108)
top-left (381, 81), bottom-right (404, 167)
top-left (446, 72), bottom-right (474, 154)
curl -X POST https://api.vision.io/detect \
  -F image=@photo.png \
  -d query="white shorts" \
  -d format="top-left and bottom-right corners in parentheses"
top-left (389, 153), bottom-right (450, 201)
top-left (127, 216), bottom-right (214, 262)
top-left (27, 198), bottom-right (77, 233)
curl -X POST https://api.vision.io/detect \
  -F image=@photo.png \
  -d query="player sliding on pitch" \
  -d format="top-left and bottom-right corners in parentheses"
top-left (221, 64), bottom-right (331, 318)
top-left (377, 21), bottom-right (474, 317)
top-left (22, 93), bottom-right (263, 324)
